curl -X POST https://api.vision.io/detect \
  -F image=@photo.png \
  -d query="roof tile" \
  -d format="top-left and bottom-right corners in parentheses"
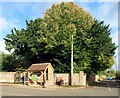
top-left (27, 63), bottom-right (50, 71)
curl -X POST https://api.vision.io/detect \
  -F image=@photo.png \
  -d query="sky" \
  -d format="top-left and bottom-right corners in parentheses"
top-left (0, 0), bottom-right (119, 70)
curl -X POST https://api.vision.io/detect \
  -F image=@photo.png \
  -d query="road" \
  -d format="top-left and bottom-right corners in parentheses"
top-left (0, 80), bottom-right (119, 96)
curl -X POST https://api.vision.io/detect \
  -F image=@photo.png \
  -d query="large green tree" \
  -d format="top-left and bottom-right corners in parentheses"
top-left (1, 52), bottom-right (28, 72)
top-left (84, 20), bottom-right (116, 74)
top-left (4, 2), bottom-right (116, 73)
top-left (4, 2), bottom-right (93, 72)
top-left (1, 52), bottom-right (17, 72)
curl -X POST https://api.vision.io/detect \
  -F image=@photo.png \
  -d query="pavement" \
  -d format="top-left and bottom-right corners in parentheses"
top-left (0, 80), bottom-right (119, 96)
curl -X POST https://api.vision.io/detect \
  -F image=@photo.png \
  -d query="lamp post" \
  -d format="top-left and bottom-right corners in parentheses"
top-left (71, 34), bottom-right (73, 85)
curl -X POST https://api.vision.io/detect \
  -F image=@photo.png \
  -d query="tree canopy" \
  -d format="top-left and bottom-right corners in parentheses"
top-left (84, 20), bottom-right (116, 74)
top-left (3, 2), bottom-right (116, 74)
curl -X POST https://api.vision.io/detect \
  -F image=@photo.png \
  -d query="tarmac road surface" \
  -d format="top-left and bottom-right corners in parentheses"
top-left (0, 80), bottom-right (119, 96)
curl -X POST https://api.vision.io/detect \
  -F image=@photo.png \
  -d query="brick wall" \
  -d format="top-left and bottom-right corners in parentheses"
top-left (89, 74), bottom-right (100, 83)
top-left (79, 71), bottom-right (86, 85)
top-left (0, 72), bottom-right (16, 82)
top-left (0, 71), bottom-right (87, 86)
top-left (54, 73), bottom-right (70, 85)
top-left (73, 73), bottom-right (79, 85)
top-left (54, 71), bottom-right (86, 86)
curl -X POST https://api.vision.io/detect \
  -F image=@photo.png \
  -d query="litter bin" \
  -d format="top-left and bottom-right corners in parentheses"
top-left (60, 80), bottom-right (64, 85)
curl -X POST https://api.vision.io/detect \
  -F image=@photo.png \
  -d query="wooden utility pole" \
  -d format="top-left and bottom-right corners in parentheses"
top-left (71, 35), bottom-right (73, 85)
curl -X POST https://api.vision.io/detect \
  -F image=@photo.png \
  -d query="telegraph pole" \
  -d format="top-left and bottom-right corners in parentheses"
top-left (71, 35), bottom-right (73, 85)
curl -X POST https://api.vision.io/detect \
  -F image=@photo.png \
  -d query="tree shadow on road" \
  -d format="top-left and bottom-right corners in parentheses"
top-left (89, 79), bottom-right (120, 88)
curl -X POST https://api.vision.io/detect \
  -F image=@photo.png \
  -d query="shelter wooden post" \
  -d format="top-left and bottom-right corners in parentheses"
top-left (43, 71), bottom-right (46, 87)
top-left (27, 71), bottom-right (31, 86)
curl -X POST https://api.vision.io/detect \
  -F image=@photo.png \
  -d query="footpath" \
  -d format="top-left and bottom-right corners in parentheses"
top-left (0, 82), bottom-right (87, 90)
